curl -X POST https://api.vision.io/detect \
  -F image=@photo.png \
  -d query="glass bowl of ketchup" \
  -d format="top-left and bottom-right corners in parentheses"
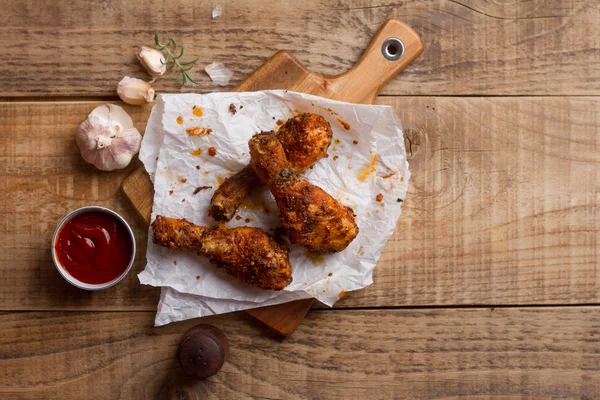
top-left (51, 206), bottom-right (136, 290)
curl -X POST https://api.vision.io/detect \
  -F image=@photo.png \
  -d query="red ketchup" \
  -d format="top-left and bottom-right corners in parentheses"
top-left (54, 211), bottom-right (133, 284)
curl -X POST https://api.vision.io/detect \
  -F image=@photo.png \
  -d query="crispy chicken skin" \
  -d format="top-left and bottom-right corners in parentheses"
top-left (209, 113), bottom-right (333, 221)
top-left (248, 132), bottom-right (359, 253)
top-left (152, 215), bottom-right (292, 290)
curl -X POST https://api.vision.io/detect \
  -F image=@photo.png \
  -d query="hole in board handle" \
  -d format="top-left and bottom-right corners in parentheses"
top-left (382, 37), bottom-right (404, 61)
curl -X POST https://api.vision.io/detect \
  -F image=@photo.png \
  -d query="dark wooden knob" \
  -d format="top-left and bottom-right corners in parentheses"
top-left (178, 324), bottom-right (229, 380)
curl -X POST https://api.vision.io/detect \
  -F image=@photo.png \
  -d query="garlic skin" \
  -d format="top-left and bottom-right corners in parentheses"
top-left (76, 104), bottom-right (142, 171)
top-left (117, 76), bottom-right (155, 105)
top-left (205, 63), bottom-right (233, 86)
top-left (136, 46), bottom-right (166, 80)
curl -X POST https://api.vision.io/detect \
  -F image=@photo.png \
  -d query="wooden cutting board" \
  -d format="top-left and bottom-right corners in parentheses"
top-left (122, 19), bottom-right (424, 336)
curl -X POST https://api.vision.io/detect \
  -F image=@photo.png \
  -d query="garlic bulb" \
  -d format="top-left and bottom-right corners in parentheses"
top-left (76, 104), bottom-right (142, 171)
top-left (205, 63), bottom-right (233, 86)
top-left (117, 76), bottom-right (155, 105)
top-left (136, 46), bottom-right (166, 80)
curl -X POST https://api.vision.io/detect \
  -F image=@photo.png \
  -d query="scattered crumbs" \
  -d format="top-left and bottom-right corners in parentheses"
top-left (169, 190), bottom-right (174, 196)
top-left (376, 193), bottom-right (383, 202)
top-left (240, 105), bottom-right (244, 109)
top-left (155, 156), bottom-right (159, 161)
top-left (208, 147), bottom-right (217, 156)
top-left (337, 118), bottom-right (351, 130)
top-left (382, 171), bottom-right (396, 179)
top-left (193, 186), bottom-right (212, 195)
top-left (235, 215), bottom-right (242, 221)
top-left (196, 275), bottom-right (200, 280)
top-left (190, 149), bottom-right (204, 156)
top-left (272, 117), bottom-right (275, 120)
top-left (180, 178), bottom-right (187, 183)
top-left (353, 140), bottom-right (358, 145)
top-left (332, 147), bottom-right (337, 152)
top-left (310, 166), bottom-right (314, 170)
top-left (339, 290), bottom-right (346, 298)
top-left (400, 177), bottom-right (404, 182)
top-left (173, 260), bottom-right (177, 265)
top-left (192, 106), bottom-right (203, 117)
top-left (347, 155), bottom-right (352, 160)
top-left (276, 119), bottom-right (284, 126)
top-left (176, 116), bottom-right (184, 125)
top-left (328, 272), bottom-right (333, 277)
top-left (182, 198), bottom-right (186, 202)
top-left (333, 155), bottom-right (339, 161)
top-left (324, 153), bottom-right (330, 158)
top-left (196, 165), bottom-right (201, 170)
top-left (334, 139), bottom-right (341, 145)
top-left (229, 103), bottom-right (237, 115)
top-left (186, 126), bottom-right (212, 136)
top-left (204, 171), bottom-right (209, 175)
top-left (375, 209), bottom-right (379, 214)
top-left (245, 218), bottom-right (251, 223)
top-left (397, 198), bottom-right (404, 203)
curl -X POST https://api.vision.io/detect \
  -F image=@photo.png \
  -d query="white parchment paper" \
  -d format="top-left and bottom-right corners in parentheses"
top-left (138, 90), bottom-right (409, 326)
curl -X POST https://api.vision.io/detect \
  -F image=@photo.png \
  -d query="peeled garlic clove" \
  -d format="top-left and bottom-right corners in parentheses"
top-left (117, 76), bottom-right (155, 105)
top-left (205, 63), bottom-right (233, 86)
top-left (136, 46), bottom-right (166, 79)
top-left (76, 105), bottom-right (142, 171)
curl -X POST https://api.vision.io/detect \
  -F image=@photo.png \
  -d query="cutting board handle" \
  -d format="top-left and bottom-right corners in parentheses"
top-left (328, 19), bottom-right (424, 104)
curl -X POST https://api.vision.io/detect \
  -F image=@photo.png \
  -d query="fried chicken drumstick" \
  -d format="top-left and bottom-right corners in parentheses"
top-left (152, 215), bottom-right (292, 290)
top-left (209, 113), bottom-right (333, 222)
top-left (248, 132), bottom-right (359, 253)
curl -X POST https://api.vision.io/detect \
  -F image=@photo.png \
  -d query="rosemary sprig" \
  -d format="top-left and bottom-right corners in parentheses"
top-left (154, 31), bottom-right (200, 87)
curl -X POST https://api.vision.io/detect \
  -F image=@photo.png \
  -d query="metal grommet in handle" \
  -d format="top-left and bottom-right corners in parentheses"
top-left (382, 37), bottom-right (404, 61)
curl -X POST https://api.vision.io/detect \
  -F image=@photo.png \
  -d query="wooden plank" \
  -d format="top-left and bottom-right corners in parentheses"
top-left (0, 102), bottom-right (159, 310)
top-left (0, 96), bottom-right (598, 311)
top-left (348, 96), bottom-right (600, 308)
top-left (0, 307), bottom-right (599, 399)
top-left (1, 0), bottom-right (599, 96)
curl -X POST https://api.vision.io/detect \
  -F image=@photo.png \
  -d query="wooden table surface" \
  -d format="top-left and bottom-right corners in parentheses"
top-left (1, 1), bottom-right (599, 399)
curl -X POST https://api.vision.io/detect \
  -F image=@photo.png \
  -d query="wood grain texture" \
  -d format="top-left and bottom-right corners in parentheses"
top-left (1, 96), bottom-right (598, 310)
top-left (1, 0), bottom-right (599, 96)
top-left (0, 102), bottom-right (159, 310)
top-left (0, 307), bottom-right (599, 399)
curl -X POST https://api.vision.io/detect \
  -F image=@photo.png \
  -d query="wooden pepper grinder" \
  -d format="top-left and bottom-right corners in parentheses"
top-left (159, 324), bottom-right (229, 400)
